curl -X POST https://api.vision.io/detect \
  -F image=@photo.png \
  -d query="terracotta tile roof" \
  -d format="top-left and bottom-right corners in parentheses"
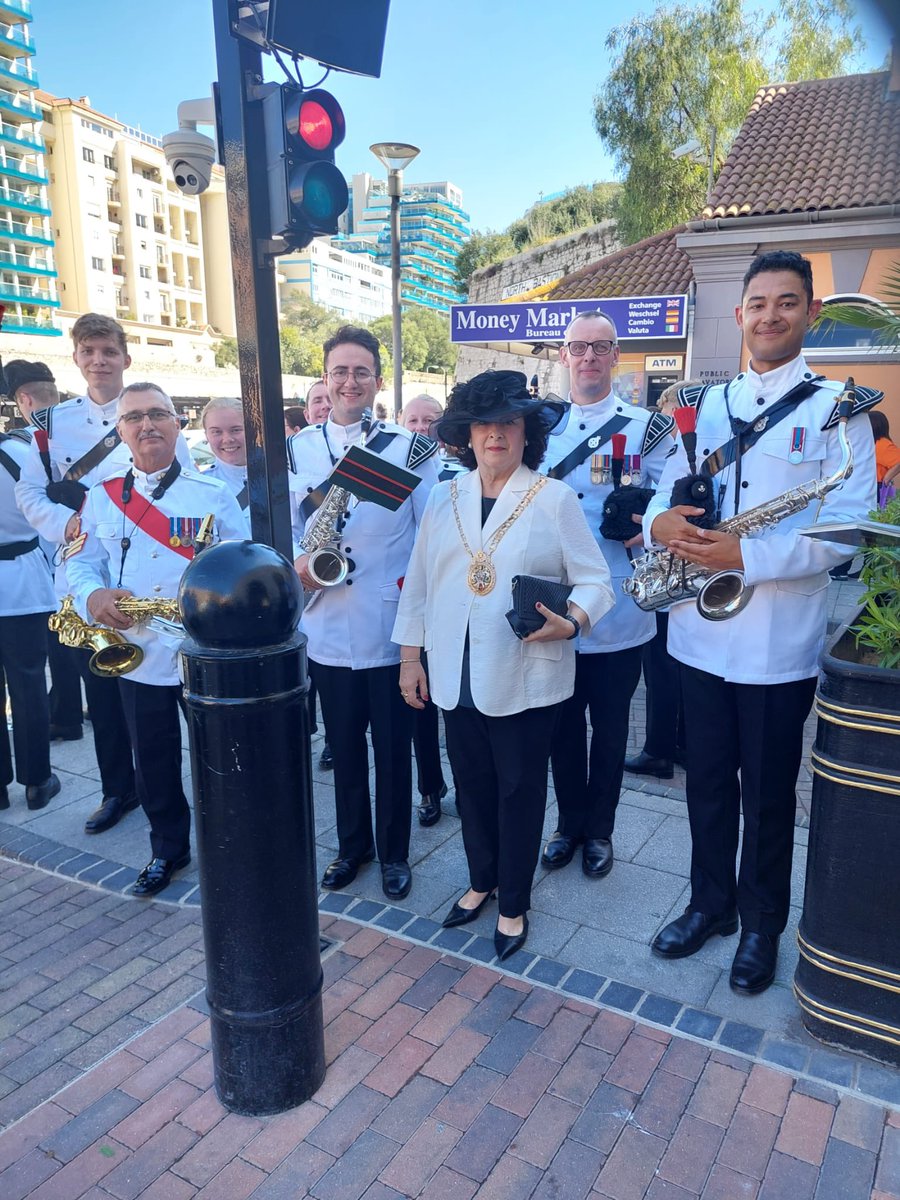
top-left (704, 70), bottom-right (900, 219)
top-left (546, 226), bottom-right (692, 301)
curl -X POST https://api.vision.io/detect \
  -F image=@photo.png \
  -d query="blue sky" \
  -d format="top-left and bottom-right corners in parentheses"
top-left (34, 0), bottom-right (891, 232)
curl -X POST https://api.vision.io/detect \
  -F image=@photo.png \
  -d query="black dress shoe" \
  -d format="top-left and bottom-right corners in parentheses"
top-left (730, 932), bottom-right (779, 994)
top-left (84, 793), bottom-right (140, 834)
top-left (541, 831), bottom-right (579, 869)
top-left (442, 890), bottom-right (496, 928)
top-left (495, 915), bottom-right (529, 962)
top-left (583, 837), bottom-right (613, 878)
top-left (624, 750), bottom-right (674, 779)
top-left (321, 849), bottom-right (375, 890)
top-left (418, 782), bottom-right (448, 827)
top-left (318, 743), bottom-right (333, 771)
top-left (381, 861), bottom-right (412, 900)
top-left (25, 774), bottom-right (61, 811)
top-left (131, 852), bottom-right (191, 898)
top-left (0, 783), bottom-right (8, 811)
top-left (49, 724), bottom-right (83, 742)
top-left (652, 908), bottom-right (739, 959)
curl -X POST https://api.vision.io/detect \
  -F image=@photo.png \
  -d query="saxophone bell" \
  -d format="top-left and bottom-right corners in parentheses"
top-left (306, 546), bottom-right (349, 587)
top-left (695, 571), bottom-right (755, 621)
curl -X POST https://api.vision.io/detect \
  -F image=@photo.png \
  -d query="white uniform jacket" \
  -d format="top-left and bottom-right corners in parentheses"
top-left (65, 465), bottom-right (246, 687)
top-left (287, 417), bottom-right (440, 669)
top-left (392, 464), bottom-right (615, 718)
top-left (0, 434), bottom-right (56, 617)
top-left (642, 357), bottom-right (878, 684)
top-left (205, 459), bottom-right (252, 535)
top-left (16, 393), bottom-right (192, 591)
top-left (542, 392), bottom-right (673, 653)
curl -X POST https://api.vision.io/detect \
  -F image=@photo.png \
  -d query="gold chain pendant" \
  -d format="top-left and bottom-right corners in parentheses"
top-left (467, 551), bottom-right (496, 595)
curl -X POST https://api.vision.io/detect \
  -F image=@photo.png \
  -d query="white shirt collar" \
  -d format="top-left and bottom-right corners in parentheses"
top-left (568, 388), bottom-right (617, 416)
top-left (743, 354), bottom-right (808, 397)
top-left (86, 392), bottom-right (123, 423)
top-left (326, 417), bottom-right (362, 447)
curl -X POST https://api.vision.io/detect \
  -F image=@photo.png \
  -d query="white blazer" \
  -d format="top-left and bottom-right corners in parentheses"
top-left (392, 464), bottom-right (615, 718)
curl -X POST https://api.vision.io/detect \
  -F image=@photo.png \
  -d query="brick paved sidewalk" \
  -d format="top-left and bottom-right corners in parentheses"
top-left (1, 860), bottom-right (898, 1200)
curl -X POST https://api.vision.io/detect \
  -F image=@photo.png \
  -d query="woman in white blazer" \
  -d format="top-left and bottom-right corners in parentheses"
top-left (393, 372), bottom-right (614, 961)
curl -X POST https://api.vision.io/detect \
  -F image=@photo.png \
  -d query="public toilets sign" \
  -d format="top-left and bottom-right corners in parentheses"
top-left (450, 295), bottom-right (688, 343)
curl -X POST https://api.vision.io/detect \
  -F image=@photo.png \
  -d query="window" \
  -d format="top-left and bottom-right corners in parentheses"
top-left (91, 256), bottom-right (104, 270)
top-left (139, 266), bottom-right (151, 279)
top-left (103, 154), bottom-right (115, 170)
top-left (135, 214), bottom-right (147, 228)
top-left (82, 147), bottom-right (95, 164)
top-left (805, 295), bottom-right (894, 354)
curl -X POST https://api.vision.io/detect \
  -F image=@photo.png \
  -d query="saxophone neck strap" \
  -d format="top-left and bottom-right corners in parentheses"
top-left (700, 378), bottom-right (824, 478)
top-left (545, 412), bottom-right (631, 480)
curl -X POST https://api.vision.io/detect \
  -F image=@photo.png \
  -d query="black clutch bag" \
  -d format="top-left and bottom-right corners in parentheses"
top-left (599, 485), bottom-right (655, 541)
top-left (505, 574), bottom-right (572, 640)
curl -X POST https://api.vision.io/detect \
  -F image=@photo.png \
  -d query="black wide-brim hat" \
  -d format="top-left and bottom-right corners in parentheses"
top-left (433, 370), bottom-right (567, 447)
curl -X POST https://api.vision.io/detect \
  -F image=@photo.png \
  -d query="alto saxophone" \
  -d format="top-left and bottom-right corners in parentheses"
top-left (300, 409), bottom-right (372, 589)
top-left (624, 384), bottom-right (857, 621)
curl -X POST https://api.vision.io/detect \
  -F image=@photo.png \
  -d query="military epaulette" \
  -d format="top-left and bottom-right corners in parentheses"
top-left (675, 382), bottom-right (714, 412)
top-left (642, 410), bottom-right (675, 456)
top-left (406, 432), bottom-right (438, 470)
top-left (31, 406), bottom-right (53, 434)
top-left (7, 427), bottom-right (32, 444)
top-left (821, 383), bottom-right (884, 430)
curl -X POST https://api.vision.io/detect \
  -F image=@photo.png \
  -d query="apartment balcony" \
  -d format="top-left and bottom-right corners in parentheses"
top-left (0, 184), bottom-right (49, 216)
top-left (0, 1), bottom-right (33, 22)
top-left (0, 53), bottom-right (36, 91)
top-left (0, 21), bottom-right (33, 58)
top-left (107, 191), bottom-right (121, 206)
top-left (0, 118), bottom-right (41, 150)
top-left (1, 313), bottom-right (61, 335)
top-left (0, 278), bottom-right (58, 306)
top-left (0, 85), bottom-right (37, 122)
top-left (0, 157), bottom-right (45, 186)
top-left (0, 247), bottom-right (54, 276)
top-left (0, 215), bottom-right (50, 245)
top-left (107, 215), bottom-right (121, 232)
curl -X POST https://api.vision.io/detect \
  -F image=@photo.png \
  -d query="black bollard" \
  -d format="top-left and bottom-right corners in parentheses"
top-left (179, 540), bottom-right (325, 1114)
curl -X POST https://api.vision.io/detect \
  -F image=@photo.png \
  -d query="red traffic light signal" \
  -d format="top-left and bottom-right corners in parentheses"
top-left (263, 85), bottom-right (349, 252)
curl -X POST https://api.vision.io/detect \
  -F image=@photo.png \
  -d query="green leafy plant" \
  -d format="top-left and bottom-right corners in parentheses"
top-left (815, 262), bottom-right (900, 348)
top-left (852, 494), bottom-right (900, 669)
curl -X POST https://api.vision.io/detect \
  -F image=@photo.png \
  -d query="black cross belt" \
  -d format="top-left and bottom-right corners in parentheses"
top-left (545, 414), bottom-right (631, 480)
top-left (700, 380), bottom-right (823, 477)
top-left (64, 429), bottom-right (122, 482)
top-left (0, 537), bottom-right (38, 561)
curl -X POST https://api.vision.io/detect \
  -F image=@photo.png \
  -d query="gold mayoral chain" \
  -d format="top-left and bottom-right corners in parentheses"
top-left (450, 476), bottom-right (548, 596)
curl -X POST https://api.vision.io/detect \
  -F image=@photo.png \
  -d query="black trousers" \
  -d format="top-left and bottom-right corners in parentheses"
top-left (680, 663), bottom-right (817, 935)
top-left (310, 661), bottom-right (412, 864)
top-left (118, 678), bottom-right (189, 860)
top-left (0, 612), bottom-right (51, 787)
top-left (80, 652), bottom-right (136, 799)
top-left (412, 655), bottom-right (445, 798)
top-left (46, 626), bottom-right (84, 731)
top-left (444, 701), bottom-right (559, 918)
top-left (641, 612), bottom-right (684, 761)
top-left (551, 646), bottom-right (643, 841)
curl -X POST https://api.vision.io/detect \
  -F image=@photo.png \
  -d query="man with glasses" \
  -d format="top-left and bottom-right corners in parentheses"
top-left (541, 310), bottom-right (673, 880)
top-left (65, 383), bottom-right (245, 897)
top-left (289, 326), bottom-right (439, 900)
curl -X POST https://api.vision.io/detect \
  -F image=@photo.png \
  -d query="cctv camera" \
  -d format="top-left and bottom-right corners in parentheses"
top-left (162, 127), bottom-right (216, 195)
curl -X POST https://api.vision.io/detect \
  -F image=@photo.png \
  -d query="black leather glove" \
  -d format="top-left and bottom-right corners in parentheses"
top-left (45, 480), bottom-right (88, 512)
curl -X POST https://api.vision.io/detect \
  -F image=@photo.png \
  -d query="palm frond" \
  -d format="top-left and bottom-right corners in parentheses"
top-left (813, 262), bottom-right (900, 348)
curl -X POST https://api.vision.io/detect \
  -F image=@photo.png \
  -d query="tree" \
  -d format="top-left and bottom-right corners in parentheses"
top-left (593, 0), bottom-right (863, 245)
top-left (370, 312), bottom-right (428, 372)
top-left (214, 336), bottom-right (238, 369)
top-left (406, 306), bottom-right (458, 372)
top-left (455, 229), bottom-right (517, 295)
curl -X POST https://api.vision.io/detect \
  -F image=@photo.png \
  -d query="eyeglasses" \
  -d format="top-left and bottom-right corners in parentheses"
top-left (118, 409), bottom-right (176, 425)
top-left (326, 367), bottom-right (376, 383)
top-left (565, 339), bottom-right (617, 357)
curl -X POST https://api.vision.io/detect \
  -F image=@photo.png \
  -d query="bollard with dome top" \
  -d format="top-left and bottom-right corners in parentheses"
top-left (178, 539), bottom-right (324, 1114)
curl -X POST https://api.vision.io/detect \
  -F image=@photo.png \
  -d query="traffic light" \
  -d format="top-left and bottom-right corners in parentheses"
top-left (262, 84), bottom-right (349, 252)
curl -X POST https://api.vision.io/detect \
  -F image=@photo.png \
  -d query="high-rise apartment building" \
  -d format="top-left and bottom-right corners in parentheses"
top-left (0, 0), bottom-right (59, 336)
top-left (278, 238), bottom-right (390, 323)
top-left (343, 173), bottom-right (469, 314)
top-left (41, 92), bottom-right (208, 334)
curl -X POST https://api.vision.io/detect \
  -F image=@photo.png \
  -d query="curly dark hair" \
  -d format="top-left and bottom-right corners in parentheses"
top-left (323, 325), bottom-right (382, 377)
top-left (742, 251), bottom-right (814, 306)
top-left (454, 411), bottom-right (551, 471)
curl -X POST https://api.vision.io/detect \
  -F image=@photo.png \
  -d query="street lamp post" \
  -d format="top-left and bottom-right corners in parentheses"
top-left (370, 142), bottom-right (420, 418)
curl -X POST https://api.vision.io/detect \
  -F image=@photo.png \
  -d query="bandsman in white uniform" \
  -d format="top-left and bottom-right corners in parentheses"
top-left (66, 383), bottom-right (246, 897)
top-left (646, 250), bottom-right (879, 994)
top-left (0, 427), bottom-right (58, 811)
top-left (289, 326), bottom-right (439, 900)
top-left (200, 397), bottom-right (252, 535)
top-left (540, 309), bottom-right (674, 880)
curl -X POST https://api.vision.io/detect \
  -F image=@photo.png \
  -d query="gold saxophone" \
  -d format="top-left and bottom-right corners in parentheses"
top-left (624, 382), bottom-right (857, 621)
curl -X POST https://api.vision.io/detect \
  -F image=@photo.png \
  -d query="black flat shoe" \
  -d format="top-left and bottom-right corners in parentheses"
top-left (418, 782), bottom-right (447, 827)
top-left (25, 774), bottom-right (61, 811)
top-left (131, 852), bottom-right (191, 898)
top-left (582, 838), bottom-right (613, 878)
top-left (541, 832), bottom-right (579, 870)
top-left (381, 861), bottom-right (412, 899)
top-left (494, 915), bottom-right (529, 962)
top-left (318, 743), bottom-right (334, 771)
top-left (84, 793), bottom-right (140, 834)
top-left (624, 750), bottom-right (674, 779)
top-left (651, 908), bottom-right (739, 959)
top-left (321, 849), bottom-right (375, 890)
top-left (730, 932), bottom-right (779, 994)
top-left (442, 890), bottom-right (496, 928)
top-left (49, 724), bottom-right (83, 741)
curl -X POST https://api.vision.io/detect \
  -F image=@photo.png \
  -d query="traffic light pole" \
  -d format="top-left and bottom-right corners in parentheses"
top-left (211, 0), bottom-right (292, 558)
